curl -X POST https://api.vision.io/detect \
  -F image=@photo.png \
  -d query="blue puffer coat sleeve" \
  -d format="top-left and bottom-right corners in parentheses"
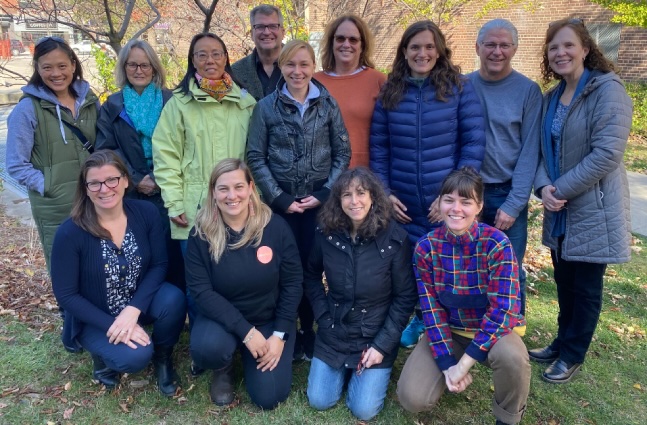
top-left (456, 79), bottom-right (486, 171)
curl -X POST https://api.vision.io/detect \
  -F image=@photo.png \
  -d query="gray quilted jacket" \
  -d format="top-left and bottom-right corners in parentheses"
top-left (535, 71), bottom-right (633, 264)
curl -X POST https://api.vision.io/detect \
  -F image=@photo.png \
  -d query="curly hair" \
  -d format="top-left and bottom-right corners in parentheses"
top-left (320, 14), bottom-right (376, 71)
top-left (541, 18), bottom-right (615, 85)
top-left (318, 167), bottom-right (393, 240)
top-left (379, 20), bottom-right (462, 109)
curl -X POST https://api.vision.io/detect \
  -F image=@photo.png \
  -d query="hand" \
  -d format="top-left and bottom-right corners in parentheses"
top-left (443, 367), bottom-right (473, 393)
top-left (541, 185), bottom-right (567, 212)
top-left (244, 328), bottom-right (268, 359)
top-left (427, 197), bottom-right (442, 223)
top-left (137, 175), bottom-right (158, 195)
top-left (170, 213), bottom-right (189, 227)
top-left (298, 196), bottom-right (321, 210)
top-left (256, 335), bottom-right (285, 372)
top-left (494, 209), bottom-right (516, 231)
top-left (107, 306), bottom-right (146, 347)
top-left (286, 202), bottom-right (305, 214)
top-left (361, 347), bottom-right (384, 369)
top-left (126, 324), bottom-right (151, 349)
top-left (389, 194), bottom-right (412, 224)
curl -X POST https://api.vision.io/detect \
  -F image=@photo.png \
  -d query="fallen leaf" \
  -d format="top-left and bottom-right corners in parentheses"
top-left (129, 380), bottom-right (149, 388)
top-left (119, 403), bottom-right (129, 413)
top-left (64, 382), bottom-right (71, 391)
top-left (63, 406), bottom-right (74, 420)
top-left (634, 383), bottom-right (643, 391)
top-left (0, 403), bottom-right (7, 409)
top-left (580, 401), bottom-right (590, 407)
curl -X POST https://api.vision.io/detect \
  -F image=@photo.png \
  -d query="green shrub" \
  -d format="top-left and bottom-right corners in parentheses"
top-left (625, 82), bottom-right (647, 137)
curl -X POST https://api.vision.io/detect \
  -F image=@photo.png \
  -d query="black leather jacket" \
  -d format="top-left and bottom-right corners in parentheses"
top-left (246, 78), bottom-right (350, 212)
top-left (304, 220), bottom-right (418, 369)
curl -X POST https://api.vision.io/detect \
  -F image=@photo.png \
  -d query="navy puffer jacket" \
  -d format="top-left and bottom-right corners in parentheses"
top-left (369, 77), bottom-right (485, 242)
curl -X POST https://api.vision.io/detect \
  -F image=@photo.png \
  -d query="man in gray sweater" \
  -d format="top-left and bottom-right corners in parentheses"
top-left (468, 19), bottom-right (542, 317)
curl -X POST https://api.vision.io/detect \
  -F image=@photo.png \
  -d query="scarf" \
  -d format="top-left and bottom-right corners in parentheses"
top-left (542, 68), bottom-right (590, 237)
top-left (123, 83), bottom-right (163, 168)
top-left (195, 72), bottom-right (233, 100)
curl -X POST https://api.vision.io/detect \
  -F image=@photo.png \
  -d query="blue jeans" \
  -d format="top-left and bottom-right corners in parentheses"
top-left (307, 357), bottom-right (391, 421)
top-left (481, 183), bottom-right (528, 316)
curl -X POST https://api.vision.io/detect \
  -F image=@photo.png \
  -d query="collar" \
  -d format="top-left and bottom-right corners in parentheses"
top-left (253, 48), bottom-right (279, 67)
top-left (442, 221), bottom-right (480, 246)
top-left (280, 81), bottom-right (320, 104)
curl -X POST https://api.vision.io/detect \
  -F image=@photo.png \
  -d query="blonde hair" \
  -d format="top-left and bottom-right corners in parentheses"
top-left (278, 40), bottom-right (316, 68)
top-left (194, 159), bottom-right (272, 263)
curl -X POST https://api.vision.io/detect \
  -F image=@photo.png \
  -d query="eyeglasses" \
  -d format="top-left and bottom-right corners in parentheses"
top-left (253, 23), bottom-right (281, 32)
top-left (193, 50), bottom-right (226, 62)
top-left (125, 62), bottom-right (152, 72)
top-left (481, 42), bottom-right (515, 51)
top-left (36, 36), bottom-right (66, 46)
top-left (549, 18), bottom-right (584, 27)
top-left (86, 176), bottom-right (123, 192)
top-left (356, 347), bottom-right (368, 376)
top-left (334, 35), bottom-right (361, 45)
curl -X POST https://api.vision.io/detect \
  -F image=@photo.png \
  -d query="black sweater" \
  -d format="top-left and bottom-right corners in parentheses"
top-left (186, 214), bottom-right (303, 339)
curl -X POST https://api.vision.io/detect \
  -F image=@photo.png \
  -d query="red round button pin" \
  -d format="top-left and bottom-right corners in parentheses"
top-left (257, 246), bottom-right (273, 264)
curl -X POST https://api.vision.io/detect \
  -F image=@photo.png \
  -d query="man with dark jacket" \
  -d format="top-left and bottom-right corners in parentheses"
top-left (468, 19), bottom-right (542, 316)
top-left (232, 4), bottom-right (285, 100)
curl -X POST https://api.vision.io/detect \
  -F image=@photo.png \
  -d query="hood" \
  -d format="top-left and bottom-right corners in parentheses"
top-left (22, 79), bottom-right (91, 105)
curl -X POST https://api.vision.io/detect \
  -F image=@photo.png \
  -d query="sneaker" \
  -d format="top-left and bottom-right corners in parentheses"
top-left (400, 315), bottom-right (425, 348)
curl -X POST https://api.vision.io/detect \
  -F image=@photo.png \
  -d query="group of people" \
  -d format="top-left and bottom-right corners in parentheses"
top-left (5, 2), bottom-right (632, 423)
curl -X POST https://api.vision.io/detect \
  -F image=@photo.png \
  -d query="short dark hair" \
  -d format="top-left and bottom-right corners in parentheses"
top-left (71, 150), bottom-right (131, 240)
top-left (439, 167), bottom-right (484, 205)
top-left (318, 167), bottom-right (393, 239)
top-left (29, 38), bottom-right (83, 98)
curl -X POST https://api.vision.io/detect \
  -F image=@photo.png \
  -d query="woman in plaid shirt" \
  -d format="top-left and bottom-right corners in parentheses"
top-left (396, 168), bottom-right (530, 425)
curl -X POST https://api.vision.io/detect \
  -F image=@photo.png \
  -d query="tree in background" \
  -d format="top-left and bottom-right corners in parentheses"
top-left (591, 0), bottom-right (647, 28)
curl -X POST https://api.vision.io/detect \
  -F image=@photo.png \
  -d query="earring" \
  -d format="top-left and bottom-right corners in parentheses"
top-left (249, 202), bottom-right (256, 217)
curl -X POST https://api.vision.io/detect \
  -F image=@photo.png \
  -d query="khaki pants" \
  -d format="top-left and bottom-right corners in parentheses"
top-left (397, 332), bottom-right (530, 424)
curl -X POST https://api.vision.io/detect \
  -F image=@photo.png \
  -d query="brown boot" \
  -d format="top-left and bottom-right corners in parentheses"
top-left (209, 363), bottom-right (234, 406)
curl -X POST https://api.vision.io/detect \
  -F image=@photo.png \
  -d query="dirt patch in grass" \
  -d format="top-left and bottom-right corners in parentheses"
top-left (626, 133), bottom-right (647, 174)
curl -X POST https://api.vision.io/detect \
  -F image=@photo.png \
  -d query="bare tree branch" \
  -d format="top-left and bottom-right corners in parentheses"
top-left (193, 0), bottom-right (219, 32)
top-left (131, 0), bottom-right (161, 42)
top-left (0, 65), bottom-right (30, 83)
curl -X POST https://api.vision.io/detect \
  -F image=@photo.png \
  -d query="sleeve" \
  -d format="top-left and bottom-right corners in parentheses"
top-left (127, 203), bottom-right (167, 312)
top-left (371, 236), bottom-right (418, 357)
top-left (456, 80), bottom-right (486, 171)
top-left (369, 100), bottom-right (392, 192)
top-left (5, 98), bottom-right (44, 195)
top-left (273, 217), bottom-right (304, 332)
top-left (311, 98), bottom-right (351, 204)
top-left (500, 83), bottom-right (543, 218)
top-left (245, 103), bottom-right (294, 211)
top-left (466, 237), bottom-right (520, 362)
top-left (553, 80), bottom-right (633, 201)
top-left (303, 232), bottom-right (330, 322)
top-left (415, 237), bottom-right (457, 371)
top-left (152, 97), bottom-right (186, 217)
top-left (51, 223), bottom-right (115, 331)
top-left (534, 156), bottom-right (552, 198)
top-left (185, 232), bottom-right (254, 339)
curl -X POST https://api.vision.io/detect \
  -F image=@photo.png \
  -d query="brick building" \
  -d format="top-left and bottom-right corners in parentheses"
top-left (306, 0), bottom-right (647, 82)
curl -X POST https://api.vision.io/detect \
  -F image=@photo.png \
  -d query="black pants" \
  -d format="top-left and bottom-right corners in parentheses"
top-left (190, 315), bottom-right (296, 410)
top-left (549, 248), bottom-right (607, 364)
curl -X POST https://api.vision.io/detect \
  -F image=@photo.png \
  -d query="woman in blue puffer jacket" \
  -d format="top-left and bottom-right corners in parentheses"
top-left (370, 20), bottom-right (485, 244)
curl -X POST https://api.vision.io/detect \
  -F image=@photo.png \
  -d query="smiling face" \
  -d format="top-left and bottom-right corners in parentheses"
top-left (85, 165), bottom-right (128, 213)
top-left (404, 30), bottom-right (439, 78)
top-left (251, 12), bottom-right (285, 54)
top-left (547, 26), bottom-right (589, 82)
top-left (333, 20), bottom-right (362, 71)
top-left (281, 47), bottom-right (314, 96)
top-left (192, 36), bottom-right (227, 80)
top-left (440, 189), bottom-right (483, 235)
top-left (476, 28), bottom-right (517, 81)
top-left (125, 47), bottom-right (154, 93)
top-left (340, 179), bottom-right (373, 231)
top-left (37, 47), bottom-right (76, 97)
top-left (213, 169), bottom-right (254, 224)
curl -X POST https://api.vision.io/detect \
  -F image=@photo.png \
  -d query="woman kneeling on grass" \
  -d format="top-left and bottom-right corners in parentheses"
top-left (51, 150), bottom-right (186, 395)
top-left (186, 159), bottom-right (302, 409)
top-left (397, 167), bottom-right (530, 425)
top-left (304, 167), bottom-right (417, 421)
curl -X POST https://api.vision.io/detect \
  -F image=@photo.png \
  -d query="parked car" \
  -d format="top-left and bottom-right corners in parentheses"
top-left (10, 39), bottom-right (25, 55)
top-left (70, 39), bottom-right (92, 55)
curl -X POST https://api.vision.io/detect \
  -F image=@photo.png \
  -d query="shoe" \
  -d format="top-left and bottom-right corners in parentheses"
top-left (542, 358), bottom-right (582, 384)
top-left (153, 345), bottom-right (178, 397)
top-left (91, 354), bottom-right (120, 390)
top-left (301, 329), bottom-right (315, 361)
top-left (528, 346), bottom-right (559, 364)
top-left (495, 420), bottom-right (512, 425)
top-left (190, 361), bottom-right (206, 377)
top-left (210, 363), bottom-right (235, 406)
top-left (400, 315), bottom-right (425, 348)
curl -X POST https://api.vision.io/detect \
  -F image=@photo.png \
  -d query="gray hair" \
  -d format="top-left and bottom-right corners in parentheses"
top-left (250, 4), bottom-right (283, 25)
top-left (477, 19), bottom-right (519, 45)
top-left (115, 38), bottom-right (166, 89)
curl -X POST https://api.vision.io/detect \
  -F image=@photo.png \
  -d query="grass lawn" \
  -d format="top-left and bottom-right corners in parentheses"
top-left (0, 201), bottom-right (645, 424)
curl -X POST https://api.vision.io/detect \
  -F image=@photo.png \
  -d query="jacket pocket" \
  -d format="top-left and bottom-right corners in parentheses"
top-left (438, 292), bottom-right (488, 309)
top-left (594, 181), bottom-right (603, 209)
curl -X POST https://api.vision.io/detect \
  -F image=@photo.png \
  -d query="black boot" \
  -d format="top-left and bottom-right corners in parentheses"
top-left (209, 363), bottom-right (235, 406)
top-left (92, 354), bottom-right (120, 390)
top-left (153, 345), bottom-right (178, 397)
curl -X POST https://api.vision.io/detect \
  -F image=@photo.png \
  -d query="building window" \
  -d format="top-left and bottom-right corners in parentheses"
top-left (587, 23), bottom-right (621, 63)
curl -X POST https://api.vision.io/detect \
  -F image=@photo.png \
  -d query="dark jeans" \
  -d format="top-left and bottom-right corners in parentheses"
top-left (190, 315), bottom-right (296, 410)
top-left (549, 248), bottom-right (606, 364)
top-left (481, 182), bottom-right (528, 316)
top-left (78, 282), bottom-right (186, 373)
top-left (278, 206), bottom-right (318, 332)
